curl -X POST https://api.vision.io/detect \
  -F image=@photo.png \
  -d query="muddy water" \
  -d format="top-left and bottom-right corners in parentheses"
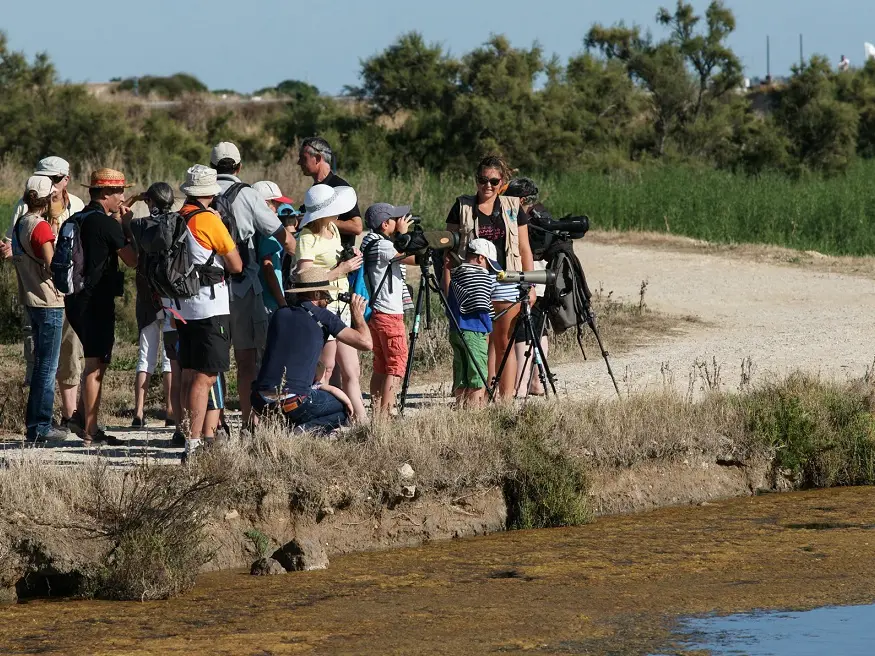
top-left (2, 487), bottom-right (875, 655)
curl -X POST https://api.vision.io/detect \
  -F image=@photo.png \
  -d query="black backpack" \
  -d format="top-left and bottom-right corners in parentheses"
top-left (51, 209), bottom-right (98, 295)
top-left (211, 182), bottom-right (250, 280)
top-left (131, 209), bottom-right (224, 303)
top-left (542, 240), bottom-right (593, 353)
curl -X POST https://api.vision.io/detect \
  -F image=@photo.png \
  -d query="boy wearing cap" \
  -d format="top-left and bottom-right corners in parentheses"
top-left (360, 203), bottom-right (417, 416)
top-left (448, 239), bottom-right (500, 407)
top-left (252, 180), bottom-right (297, 314)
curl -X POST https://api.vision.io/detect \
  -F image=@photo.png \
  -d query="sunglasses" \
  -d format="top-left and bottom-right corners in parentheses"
top-left (476, 175), bottom-right (502, 187)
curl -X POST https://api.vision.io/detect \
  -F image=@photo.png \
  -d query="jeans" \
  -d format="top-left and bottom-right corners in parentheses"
top-left (25, 307), bottom-right (64, 440)
top-left (251, 388), bottom-right (348, 434)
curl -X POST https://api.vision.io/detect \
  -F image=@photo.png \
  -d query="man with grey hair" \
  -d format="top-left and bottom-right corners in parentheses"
top-left (297, 136), bottom-right (363, 249)
top-left (210, 141), bottom-right (295, 431)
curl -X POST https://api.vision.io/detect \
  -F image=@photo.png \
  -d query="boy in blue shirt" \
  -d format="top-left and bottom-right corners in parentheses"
top-left (253, 181), bottom-right (298, 314)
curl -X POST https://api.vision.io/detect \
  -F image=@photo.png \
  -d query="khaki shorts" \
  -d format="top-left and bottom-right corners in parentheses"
top-left (230, 288), bottom-right (269, 353)
top-left (57, 317), bottom-right (83, 387)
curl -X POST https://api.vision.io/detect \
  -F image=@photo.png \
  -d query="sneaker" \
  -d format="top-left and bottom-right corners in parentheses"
top-left (61, 411), bottom-right (86, 437)
top-left (131, 416), bottom-right (147, 428)
top-left (171, 430), bottom-right (186, 447)
top-left (83, 429), bottom-right (124, 447)
top-left (27, 427), bottom-right (69, 443)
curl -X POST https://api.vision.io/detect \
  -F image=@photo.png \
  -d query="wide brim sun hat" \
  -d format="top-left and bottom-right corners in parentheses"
top-left (179, 165), bottom-right (222, 197)
top-left (81, 168), bottom-right (134, 189)
top-left (285, 266), bottom-right (335, 294)
top-left (297, 184), bottom-right (357, 230)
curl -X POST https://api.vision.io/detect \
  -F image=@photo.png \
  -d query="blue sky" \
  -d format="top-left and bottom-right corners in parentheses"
top-left (4, 0), bottom-right (874, 94)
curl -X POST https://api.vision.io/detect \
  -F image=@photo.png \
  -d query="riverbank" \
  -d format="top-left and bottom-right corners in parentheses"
top-left (2, 372), bottom-right (874, 605)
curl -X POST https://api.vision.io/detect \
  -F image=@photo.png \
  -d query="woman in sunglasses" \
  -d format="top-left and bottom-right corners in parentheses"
top-left (445, 155), bottom-right (535, 401)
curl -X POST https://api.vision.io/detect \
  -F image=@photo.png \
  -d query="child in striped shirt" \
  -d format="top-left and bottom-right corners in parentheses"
top-left (448, 238), bottom-right (500, 407)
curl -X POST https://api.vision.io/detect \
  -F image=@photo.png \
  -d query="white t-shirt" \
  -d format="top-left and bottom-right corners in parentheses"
top-left (362, 232), bottom-right (404, 314)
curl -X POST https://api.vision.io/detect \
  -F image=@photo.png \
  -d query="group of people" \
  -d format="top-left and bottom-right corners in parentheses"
top-left (2, 139), bottom-right (551, 457)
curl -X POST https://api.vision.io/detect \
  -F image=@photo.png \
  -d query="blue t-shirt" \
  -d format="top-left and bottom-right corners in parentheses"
top-left (254, 301), bottom-right (346, 395)
top-left (256, 234), bottom-right (284, 311)
top-left (447, 288), bottom-right (492, 334)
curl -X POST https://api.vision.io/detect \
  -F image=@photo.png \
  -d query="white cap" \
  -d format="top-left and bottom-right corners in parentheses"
top-left (252, 180), bottom-right (293, 203)
top-left (467, 238), bottom-right (503, 272)
top-left (179, 165), bottom-right (222, 197)
top-left (25, 175), bottom-right (55, 199)
top-left (33, 156), bottom-right (70, 177)
top-left (210, 141), bottom-right (241, 166)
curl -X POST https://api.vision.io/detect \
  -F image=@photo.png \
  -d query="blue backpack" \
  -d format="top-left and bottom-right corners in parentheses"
top-left (349, 267), bottom-right (373, 322)
top-left (51, 209), bottom-right (95, 295)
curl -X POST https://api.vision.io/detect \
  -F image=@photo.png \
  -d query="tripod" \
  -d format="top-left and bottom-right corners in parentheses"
top-left (373, 251), bottom-right (493, 413)
top-left (491, 283), bottom-right (557, 402)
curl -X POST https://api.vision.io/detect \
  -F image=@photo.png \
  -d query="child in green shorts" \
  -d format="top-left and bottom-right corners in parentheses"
top-left (448, 238), bottom-right (500, 407)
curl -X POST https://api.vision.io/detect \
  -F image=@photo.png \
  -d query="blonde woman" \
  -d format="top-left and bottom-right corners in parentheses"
top-left (296, 184), bottom-right (367, 421)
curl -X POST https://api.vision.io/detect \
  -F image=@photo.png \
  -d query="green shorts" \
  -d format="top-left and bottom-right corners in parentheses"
top-left (450, 330), bottom-right (488, 390)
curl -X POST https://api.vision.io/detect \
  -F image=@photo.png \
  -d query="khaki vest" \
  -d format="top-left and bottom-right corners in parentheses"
top-left (454, 195), bottom-right (523, 271)
top-left (12, 215), bottom-right (64, 308)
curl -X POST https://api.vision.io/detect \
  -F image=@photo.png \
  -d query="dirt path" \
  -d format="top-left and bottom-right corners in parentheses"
top-left (557, 240), bottom-right (875, 397)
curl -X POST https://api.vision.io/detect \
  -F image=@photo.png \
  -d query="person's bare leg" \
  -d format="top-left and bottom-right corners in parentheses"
top-left (82, 358), bottom-right (107, 436)
top-left (379, 374), bottom-right (400, 416)
top-left (203, 409), bottom-right (220, 438)
top-left (234, 348), bottom-right (257, 427)
top-left (162, 372), bottom-right (173, 420)
top-left (184, 370), bottom-right (216, 439)
top-left (317, 340), bottom-right (337, 385)
top-left (133, 370), bottom-right (149, 420)
top-left (336, 342), bottom-right (367, 421)
top-left (59, 383), bottom-right (78, 420)
top-left (490, 302), bottom-right (519, 401)
top-left (370, 371), bottom-right (386, 413)
top-left (170, 360), bottom-right (183, 428)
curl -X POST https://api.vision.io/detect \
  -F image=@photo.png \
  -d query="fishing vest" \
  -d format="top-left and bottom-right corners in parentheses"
top-left (454, 195), bottom-right (523, 272)
top-left (12, 215), bottom-right (64, 308)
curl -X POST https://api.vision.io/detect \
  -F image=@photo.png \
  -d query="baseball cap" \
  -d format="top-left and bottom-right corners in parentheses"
top-left (252, 180), bottom-right (293, 205)
top-left (210, 141), bottom-right (241, 166)
top-left (25, 175), bottom-right (55, 199)
top-left (365, 202), bottom-right (411, 231)
top-left (467, 238), bottom-right (503, 272)
top-left (33, 156), bottom-right (70, 177)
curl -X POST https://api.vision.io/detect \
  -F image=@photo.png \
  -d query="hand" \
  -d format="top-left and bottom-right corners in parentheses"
top-left (528, 286), bottom-right (537, 307)
top-left (0, 239), bottom-right (11, 260)
top-left (340, 253), bottom-right (363, 274)
top-left (349, 293), bottom-right (368, 319)
top-left (396, 214), bottom-right (411, 235)
top-left (118, 204), bottom-right (133, 222)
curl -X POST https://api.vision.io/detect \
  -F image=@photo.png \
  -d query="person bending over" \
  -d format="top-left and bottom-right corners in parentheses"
top-left (251, 267), bottom-right (372, 433)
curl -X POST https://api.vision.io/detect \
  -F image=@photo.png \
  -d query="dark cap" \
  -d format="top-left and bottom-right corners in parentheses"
top-left (365, 203), bottom-right (410, 231)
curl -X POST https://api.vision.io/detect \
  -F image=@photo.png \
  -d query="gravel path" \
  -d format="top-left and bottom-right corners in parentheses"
top-left (559, 241), bottom-right (875, 398)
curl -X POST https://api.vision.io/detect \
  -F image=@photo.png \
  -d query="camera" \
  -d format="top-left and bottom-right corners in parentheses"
top-left (336, 291), bottom-right (352, 304)
top-left (337, 246), bottom-right (358, 263)
top-left (409, 215), bottom-right (423, 226)
top-left (393, 230), bottom-right (459, 257)
top-left (528, 210), bottom-right (590, 261)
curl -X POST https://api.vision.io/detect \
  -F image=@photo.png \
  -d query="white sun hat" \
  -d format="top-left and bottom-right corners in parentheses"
top-left (298, 184), bottom-right (357, 230)
top-left (179, 165), bottom-right (222, 197)
top-left (33, 156), bottom-right (70, 177)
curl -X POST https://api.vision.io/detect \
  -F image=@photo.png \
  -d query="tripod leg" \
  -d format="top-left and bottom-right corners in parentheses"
top-left (585, 306), bottom-right (621, 397)
top-left (399, 277), bottom-right (427, 413)
top-left (531, 322), bottom-right (556, 396)
top-left (491, 322), bottom-right (517, 403)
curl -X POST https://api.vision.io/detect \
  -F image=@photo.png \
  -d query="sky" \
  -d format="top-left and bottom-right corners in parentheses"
top-left (4, 0), bottom-right (874, 94)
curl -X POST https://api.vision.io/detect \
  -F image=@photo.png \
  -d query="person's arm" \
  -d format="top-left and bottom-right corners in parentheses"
top-left (39, 241), bottom-right (54, 266)
top-left (0, 239), bottom-right (11, 261)
top-left (261, 254), bottom-right (286, 308)
top-left (118, 244), bottom-right (138, 268)
top-left (335, 215), bottom-right (363, 237)
top-left (272, 225), bottom-right (296, 255)
top-left (296, 253), bottom-right (362, 280)
top-left (336, 294), bottom-right (373, 351)
top-left (320, 383), bottom-right (354, 417)
top-left (224, 247), bottom-right (243, 275)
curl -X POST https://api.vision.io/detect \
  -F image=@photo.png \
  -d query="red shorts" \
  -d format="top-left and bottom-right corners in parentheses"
top-left (368, 312), bottom-right (408, 378)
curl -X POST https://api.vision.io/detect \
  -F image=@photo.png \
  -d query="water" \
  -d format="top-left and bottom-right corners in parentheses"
top-left (674, 604), bottom-right (875, 655)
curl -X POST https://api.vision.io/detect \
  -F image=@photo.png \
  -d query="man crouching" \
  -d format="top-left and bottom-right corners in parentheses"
top-left (251, 267), bottom-right (372, 433)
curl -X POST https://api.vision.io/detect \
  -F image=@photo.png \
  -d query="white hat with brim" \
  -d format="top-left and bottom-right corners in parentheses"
top-left (179, 164), bottom-right (222, 197)
top-left (285, 266), bottom-right (335, 294)
top-left (297, 184), bottom-right (357, 230)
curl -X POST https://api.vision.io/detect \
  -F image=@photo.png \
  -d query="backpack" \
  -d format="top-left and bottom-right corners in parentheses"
top-left (542, 241), bottom-right (593, 354)
top-left (210, 182), bottom-right (250, 280)
top-left (51, 208), bottom-right (97, 295)
top-left (131, 209), bottom-right (223, 303)
top-left (356, 237), bottom-right (385, 322)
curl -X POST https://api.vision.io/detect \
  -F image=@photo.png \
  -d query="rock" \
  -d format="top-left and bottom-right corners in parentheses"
top-left (250, 558), bottom-right (286, 576)
top-left (400, 485), bottom-right (416, 499)
top-left (223, 509), bottom-right (239, 521)
top-left (398, 463), bottom-right (415, 480)
top-left (0, 585), bottom-right (17, 604)
top-left (272, 537), bottom-right (329, 572)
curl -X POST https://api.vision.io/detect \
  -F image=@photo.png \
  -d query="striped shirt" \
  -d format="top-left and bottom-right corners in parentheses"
top-left (450, 263), bottom-right (495, 316)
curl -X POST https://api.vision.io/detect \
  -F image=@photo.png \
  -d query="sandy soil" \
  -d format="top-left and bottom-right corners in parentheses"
top-left (558, 238), bottom-right (875, 398)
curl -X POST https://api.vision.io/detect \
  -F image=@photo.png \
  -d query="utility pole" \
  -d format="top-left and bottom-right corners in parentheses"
top-left (800, 34), bottom-right (804, 68)
top-left (766, 35), bottom-right (771, 82)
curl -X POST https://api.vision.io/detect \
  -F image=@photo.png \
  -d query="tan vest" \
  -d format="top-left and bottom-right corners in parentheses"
top-left (454, 195), bottom-right (523, 271)
top-left (12, 215), bottom-right (64, 308)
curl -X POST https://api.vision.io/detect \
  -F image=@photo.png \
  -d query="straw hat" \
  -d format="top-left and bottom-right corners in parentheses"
top-left (179, 165), bottom-right (222, 197)
top-left (298, 184), bottom-right (357, 230)
top-left (285, 266), bottom-right (334, 294)
top-left (81, 168), bottom-right (133, 189)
